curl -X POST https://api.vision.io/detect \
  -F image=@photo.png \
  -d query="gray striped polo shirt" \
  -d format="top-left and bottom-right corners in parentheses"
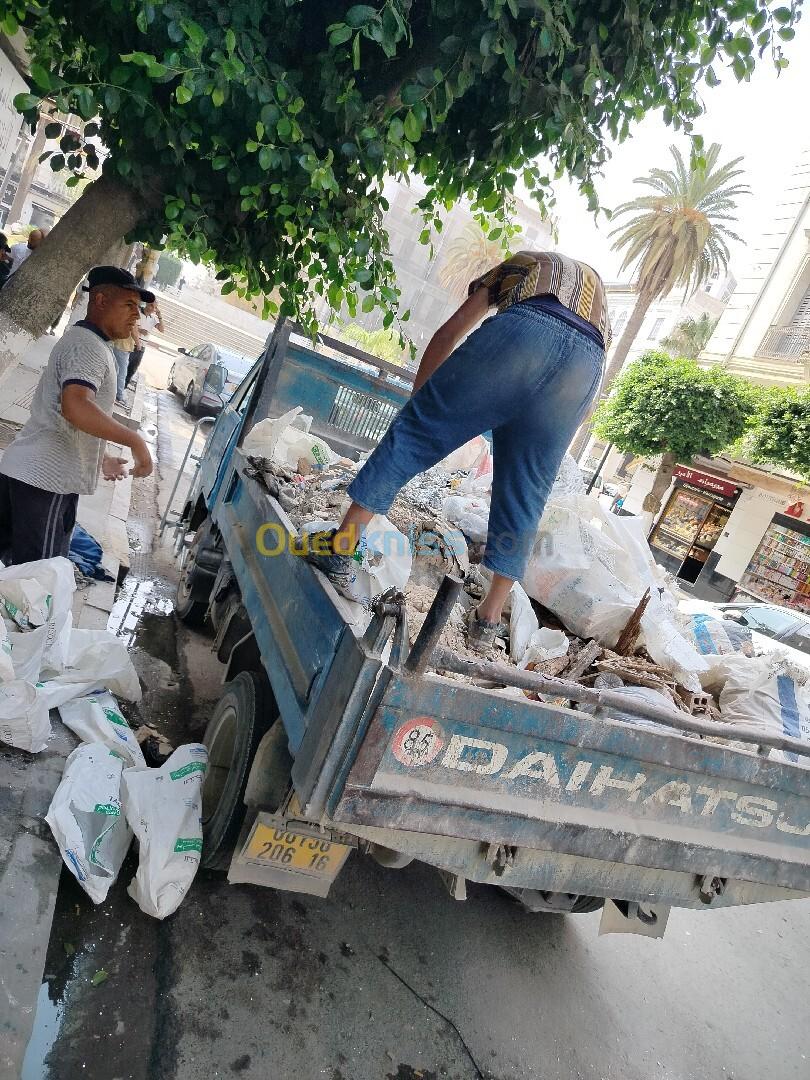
top-left (0, 323), bottom-right (117, 495)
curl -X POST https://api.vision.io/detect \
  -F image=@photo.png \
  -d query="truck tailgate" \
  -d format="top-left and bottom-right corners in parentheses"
top-left (332, 673), bottom-right (810, 895)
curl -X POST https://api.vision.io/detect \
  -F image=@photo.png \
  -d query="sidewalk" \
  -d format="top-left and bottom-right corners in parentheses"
top-left (0, 334), bottom-right (143, 1075)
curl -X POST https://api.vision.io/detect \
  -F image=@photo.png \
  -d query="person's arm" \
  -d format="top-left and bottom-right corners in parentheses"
top-left (412, 286), bottom-right (491, 393)
top-left (131, 324), bottom-right (141, 349)
top-left (61, 385), bottom-right (153, 477)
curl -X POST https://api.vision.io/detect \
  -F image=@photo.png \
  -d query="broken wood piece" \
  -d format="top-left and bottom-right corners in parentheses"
top-left (562, 639), bottom-right (602, 682)
top-left (614, 587), bottom-right (651, 656)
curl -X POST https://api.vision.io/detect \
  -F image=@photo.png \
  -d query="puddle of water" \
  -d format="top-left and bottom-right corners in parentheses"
top-left (20, 982), bottom-right (63, 1080)
top-left (107, 577), bottom-right (174, 645)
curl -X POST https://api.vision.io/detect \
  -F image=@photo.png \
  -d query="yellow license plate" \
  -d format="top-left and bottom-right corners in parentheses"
top-left (244, 823), bottom-right (349, 878)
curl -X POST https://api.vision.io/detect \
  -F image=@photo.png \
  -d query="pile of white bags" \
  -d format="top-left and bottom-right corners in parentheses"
top-left (59, 691), bottom-right (146, 769)
top-left (243, 406), bottom-right (335, 471)
top-left (0, 557), bottom-right (142, 753)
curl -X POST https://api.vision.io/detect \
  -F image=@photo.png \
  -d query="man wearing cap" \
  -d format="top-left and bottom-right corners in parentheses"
top-left (0, 266), bottom-right (154, 565)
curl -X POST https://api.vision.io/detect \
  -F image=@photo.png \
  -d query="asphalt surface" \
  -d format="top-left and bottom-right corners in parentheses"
top-left (23, 349), bottom-right (810, 1080)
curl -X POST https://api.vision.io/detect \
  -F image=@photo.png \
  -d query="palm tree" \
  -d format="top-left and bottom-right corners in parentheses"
top-left (438, 222), bottom-right (504, 300)
top-left (569, 143), bottom-right (748, 459)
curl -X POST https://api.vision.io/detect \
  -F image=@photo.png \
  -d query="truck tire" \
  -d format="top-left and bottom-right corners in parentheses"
top-left (501, 887), bottom-right (605, 915)
top-left (175, 521), bottom-right (218, 626)
top-left (201, 672), bottom-right (276, 871)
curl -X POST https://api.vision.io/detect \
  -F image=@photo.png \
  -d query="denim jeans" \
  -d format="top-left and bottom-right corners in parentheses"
top-left (113, 347), bottom-right (129, 400)
top-left (347, 303), bottom-right (604, 581)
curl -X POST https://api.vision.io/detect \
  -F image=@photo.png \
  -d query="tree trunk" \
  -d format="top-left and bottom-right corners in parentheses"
top-left (0, 171), bottom-right (156, 387)
top-left (568, 287), bottom-right (656, 462)
top-left (642, 451), bottom-right (677, 516)
top-left (5, 112), bottom-right (49, 226)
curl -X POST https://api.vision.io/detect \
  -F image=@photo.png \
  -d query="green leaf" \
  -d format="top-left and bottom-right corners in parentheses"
top-left (49, 154), bottom-right (65, 171)
top-left (176, 84), bottom-right (193, 105)
top-left (90, 970), bottom-right (109, 986)
top-left (31, 64), bottom-right (51, 92)
top-left (403, 110), bottom-right (421, 142)
top-left (328, 23), bottom-right (353, 46)
top-left (777, 27), bottom-right (795, 40)
top-left (212, 154), bottom-right (229, 169)
top-left (44, 122), bottom-right (62, 139)
top-left (361, 294), bottom-right (375, 312)
top-left (182, 20), bottom-right (207, 47)
top-left (211, 87), bottom-right (225, 107)
top-left (345, 5), bottom-right (377, 28)
top-left (772, 7), bottom-right (792, 23)
top-left (225, 28), bottom-right (236, 54)
top-left (63, 942), bottom-right (76, 957)
top-left (352, 32), bottom-right (361, 70)
top-left (246, 139), bottom-right (259, 152)
top-left (277, 116), bottom-right (292, 140)
top-left (258, 146), bottom-right (274, 170)
top-left (2, 14), bottom-right (19, 35)
top-left (13, 93), bottom-right (41, 113)
top-left (65, 175), bottom-right (80, 187)
top-left (104, 86), bottom-right (121, 112)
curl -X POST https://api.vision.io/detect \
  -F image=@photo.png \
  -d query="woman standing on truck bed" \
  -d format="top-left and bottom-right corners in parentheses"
top-left (309, 250), bottom-right (609, 651)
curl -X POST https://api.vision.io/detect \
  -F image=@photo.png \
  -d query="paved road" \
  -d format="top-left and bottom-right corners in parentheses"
top-left (23, 352), bottom-right (810, 1080)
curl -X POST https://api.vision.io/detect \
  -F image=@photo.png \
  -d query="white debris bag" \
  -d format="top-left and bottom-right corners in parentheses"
top-left (244, 407), bottom-right (335, 470)
top-left (712, 655), bottom-right (810, 749)
top-left (302, 515), bottom-right (412, 611)
top-left (685, 613), bottom-right (754, 657)
top-left (0, 620), bottom-right (14, 683)
top-left (45, 743), bottom-right (133, 904)
top-left (522, 495), bottom-right (707, 688)
top-left (442, 494), bottom-right (490, 544)
top-left (597, 685), bottom-right (683, 733)
top-left (37, 627), bottom-right (142, 711)
top-left (59, 691), bottom-right (146, 770)
top-left (1, 557), bottom-right (75, 681)
top-left (509, 583), bottom-right (539, 662)
top-left (0, 679), bottom-right (50, 752)
top-left (441, 435), bottom-right (490, 472)
top-left (122, 743), bottom-right (208, 919)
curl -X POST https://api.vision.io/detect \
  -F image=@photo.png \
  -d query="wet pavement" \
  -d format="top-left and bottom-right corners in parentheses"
top-left (21, 350), bottom-right (810, 1080)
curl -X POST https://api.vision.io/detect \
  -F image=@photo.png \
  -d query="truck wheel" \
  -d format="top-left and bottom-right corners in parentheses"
top-left (201, 672), bottom-right (278, 871)
top-left (500, 887), bottom-right (605, 915)
top-left (175, 521), bottom-right (217, 625)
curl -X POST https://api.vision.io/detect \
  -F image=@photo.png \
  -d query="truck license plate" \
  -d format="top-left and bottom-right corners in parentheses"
top-left (244, 823), bottom-right (349, 879)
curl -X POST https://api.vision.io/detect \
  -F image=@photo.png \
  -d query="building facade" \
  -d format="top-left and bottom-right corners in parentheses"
top-left (699, 146), bottom-right (810, 388)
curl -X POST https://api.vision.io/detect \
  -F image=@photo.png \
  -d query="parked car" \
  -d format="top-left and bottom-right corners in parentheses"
top-left (168, 344), bottom-right (253, 415)
top-left (679, 598), bottom-right (810, 667)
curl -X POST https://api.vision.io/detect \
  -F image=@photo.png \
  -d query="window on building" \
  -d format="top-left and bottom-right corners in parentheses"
top-left (611, 310), bottom-right (628, 337)
top-left (648, 317), bottom-right (665, 339)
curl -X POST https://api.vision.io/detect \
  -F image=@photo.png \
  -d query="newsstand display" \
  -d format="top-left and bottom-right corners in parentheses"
top-left (737, 513), bottom-right (810, 613)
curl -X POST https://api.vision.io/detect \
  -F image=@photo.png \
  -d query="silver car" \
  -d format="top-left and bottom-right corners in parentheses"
top-left (168, 344), bottom-right (253, 415)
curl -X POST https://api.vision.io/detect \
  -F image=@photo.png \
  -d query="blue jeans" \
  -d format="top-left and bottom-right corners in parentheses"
top-left (347, 303), bottom-right (604, 581)
top-left (113, 347), bottom-right (129, 400)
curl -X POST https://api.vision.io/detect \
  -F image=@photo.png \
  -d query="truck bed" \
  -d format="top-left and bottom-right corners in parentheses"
top-left (213, 459), bottom-right (810, 910)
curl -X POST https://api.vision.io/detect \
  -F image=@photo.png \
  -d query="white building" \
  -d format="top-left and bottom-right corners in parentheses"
top-left (700, 146), bottom-right (810, 387)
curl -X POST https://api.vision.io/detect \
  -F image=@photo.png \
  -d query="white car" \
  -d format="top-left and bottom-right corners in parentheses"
top-left (679, 598), bottom-right (810, 668)
top-left (167, 344), bottom-right (253, 415)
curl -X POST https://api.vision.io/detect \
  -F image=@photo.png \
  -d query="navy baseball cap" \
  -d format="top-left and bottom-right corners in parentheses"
top-left (83, 265), bottom-right (155, 303)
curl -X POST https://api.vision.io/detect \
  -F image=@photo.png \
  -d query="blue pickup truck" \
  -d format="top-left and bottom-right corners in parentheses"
top-left (167, 320), bottom-right (810, 934)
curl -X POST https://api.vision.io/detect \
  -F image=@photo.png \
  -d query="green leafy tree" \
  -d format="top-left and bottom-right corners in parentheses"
top-left (592, 350), bottom-right (756, 514)
top-left (745, 385), bottom-right (810, 480)
top-left (0, 0), bottom-right (799, 382)
top-left (660, 312), bottom-right (718, 360)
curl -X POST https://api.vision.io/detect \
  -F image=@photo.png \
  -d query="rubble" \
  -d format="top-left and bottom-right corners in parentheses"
top-left (244, 442), bottom-right (809, 754)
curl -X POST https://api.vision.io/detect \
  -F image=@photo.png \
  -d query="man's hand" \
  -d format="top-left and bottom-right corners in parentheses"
top-left (102, 455), bottom-right (129, 481)
top-left (130, 434), bottom-right (153, 479)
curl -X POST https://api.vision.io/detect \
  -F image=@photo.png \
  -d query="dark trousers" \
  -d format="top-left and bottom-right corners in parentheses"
top-left (126, 346), bottom-right (145, 386)
top-left (0, 474), bottom-right (78, 565)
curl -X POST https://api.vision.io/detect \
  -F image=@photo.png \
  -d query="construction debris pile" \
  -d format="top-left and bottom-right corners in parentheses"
top-left (245, 417), bottom-right (810, 760)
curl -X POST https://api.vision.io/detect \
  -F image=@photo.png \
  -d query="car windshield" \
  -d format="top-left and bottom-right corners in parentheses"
top-left (732, 605), bottom-right (798, 638)
top-left (218, 349), bottom-right (252, 380)
top-left (204, 363), bottom-right (227, 393)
